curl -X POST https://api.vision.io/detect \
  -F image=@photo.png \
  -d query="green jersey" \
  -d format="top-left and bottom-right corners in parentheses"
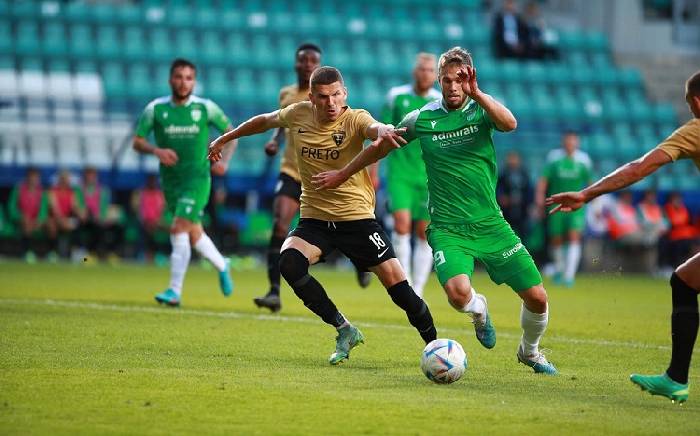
top-left (542, 155), bottom-right (590, 196)
top-left (399, 99), bottom-right (502, 224)
top-left (135, 95), bottom-right (231, 187)
top-left (381, 84), bottom-right (441, 183)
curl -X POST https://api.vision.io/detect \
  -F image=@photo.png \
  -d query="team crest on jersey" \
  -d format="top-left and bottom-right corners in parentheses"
top-left (191, 109), bottom-right (202, 122)
top-left (331, 130), bottom-right (346, 146)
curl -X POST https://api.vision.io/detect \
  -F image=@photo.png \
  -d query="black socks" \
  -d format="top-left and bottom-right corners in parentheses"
top-left (666, 273), bottom-right (699, 385)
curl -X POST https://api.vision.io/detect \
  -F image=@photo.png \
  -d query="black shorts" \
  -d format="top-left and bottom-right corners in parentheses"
top-left (289, 218), bottom-right (396, 271)
top-left (275, 172), bottom-right (302, 201)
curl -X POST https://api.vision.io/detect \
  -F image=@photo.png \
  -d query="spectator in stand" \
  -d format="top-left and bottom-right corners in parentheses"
top-left (522, 1), bottom-right (559, 59)
top-left (49, 170), bottom-right (85, 259)
top-left (7, 168), bottom-right (54, 262)
top-left (497, 151), bottom-right (531, 239)
top-left (607, 191), bottom-right (665, 247)
top-left (131, 174), bottom-right (168, 263)
top-left (638, 189), bottom-right (669, 240)
top-left (78, 167), bottom-right (118, 260)
top-left (665, 192), bottom-right (700, 267)
top-left (493, 0), bottom-right (529, 59)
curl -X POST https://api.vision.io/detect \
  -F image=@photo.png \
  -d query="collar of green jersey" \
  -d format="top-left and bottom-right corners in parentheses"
top-left (439, 98), bottom-right (475, 113)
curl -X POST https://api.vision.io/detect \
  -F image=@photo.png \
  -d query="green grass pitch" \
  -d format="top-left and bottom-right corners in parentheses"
top-left (1, 261), bottom-right (698, 434)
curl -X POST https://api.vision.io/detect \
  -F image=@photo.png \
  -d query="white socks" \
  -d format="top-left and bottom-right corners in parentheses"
top-left (552, 245), bottom-right (565, 277)
top-left (169, 233), bottom-right (191, 296)
top-left (520, 304), bottom-right (548, 356)
top-left (458, 288), bottom-right (486, 316)
top-left (411, 238), bottom-right (433, 298)
top-left (392, 233), bottom-right (412, 284)
top-left (194, 233), bottom-right (226, 272)
top-left (564, 242), bottom-right (581, 282)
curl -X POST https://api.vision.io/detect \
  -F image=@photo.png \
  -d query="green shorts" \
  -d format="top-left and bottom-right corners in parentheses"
top-left (386, 177), bottom-right (430, 222)
top-left (547, 208), bottom-right (585, 237)
top-left (163, 178), bottom-right (211, 224)
top-left (426, 215), bottom-right (542, 292)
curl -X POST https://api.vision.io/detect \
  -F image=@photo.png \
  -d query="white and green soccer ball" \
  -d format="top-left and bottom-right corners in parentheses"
top-left (420, 338), bottom-right (467, 384)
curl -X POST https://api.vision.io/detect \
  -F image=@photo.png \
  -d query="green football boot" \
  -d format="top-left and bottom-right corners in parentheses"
top-left (155, 289), bottom-right (181, 307)
top-left (517, 345), bottom-right (558, 375)
top-left (630, 373), bottom-right (689, 404)
top-left (219, 259), bottom-right (233, 297)
top-left (329, 325), bottom-right (364, 365)
top-left (472, 295), bottom-right (496, 349)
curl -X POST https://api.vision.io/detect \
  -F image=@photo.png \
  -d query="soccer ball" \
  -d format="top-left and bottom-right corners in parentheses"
top-left (420, 338), bottom-right (467, 384)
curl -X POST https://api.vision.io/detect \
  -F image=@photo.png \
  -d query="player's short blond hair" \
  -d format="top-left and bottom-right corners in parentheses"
top-left (438, 47), bottom-right (473, 78)
top-left (414, 52), bottom-right (437, 69)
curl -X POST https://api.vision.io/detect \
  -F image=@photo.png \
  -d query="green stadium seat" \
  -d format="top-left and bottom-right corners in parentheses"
top-left (231, 69), bottom-right (256, 105)
top-left (250, 35), bottom-right (276, 68)
top-left (275, 36), bottom-right (297, 61)
top-left (219, 9), bottom-right (244, 31)
top-left (657, 122), bottom-right (676, 137)
top-left (418, 21), bottom-right (442, 42)
top-left (15, 20), bottom-right (41, 56)
top-left (0, 19), bottom-right (10, 55)
top-left (101, 62), bottom-right (126, 97)
top-left (69, 24), bottom-right (94, 59)
top-left (259, 70), bottom-right (281, 108)
top-left (521, 61), bottom-right (547, 84)
top-left (566, 51), bottom-right (588, 67)
top-left (169, 7), bottom-right (195, 28)
top-left (224, 34), bottom-right (250, 67)
top-left (654, 103), bottom-right (677, 123)
top-left (96, 25), bottom-right (121, 60)
top-left (173, 30), bottom-right (199, 60)
top-left (42, 22), bottom-right (68, 58)
top-left (11, 0), bottom-right (40, 19)
top-left (350, 40), bottom-right (374, 73)
top-left (148, 28), bottom-right (173, 63)
top-left (75, 60), bottom-right (98, 73)
top-left (584, 31), bottom-right (608, 52)
top-left (0, 55), bottom-right (14, 69)
top-left (63, 1), bottom-right (91, 23)
top-left (545, 64), bottom-right (571, 86)
top-left (123, 26), bottom-right (148, 61)
top-left (618, 68), bottom-right (643, 88)
top-left (116, 4), bottom-right (142, 26)
top-left (594, 65), bottom-right (618, 87)
top-left (203, 67), bottom-right (233, 102)
top-left (268, 12), bottom-right (295, 36)
top-left (325, 39), bottom-right (352, 72)
top-left (558, 30), bottom-right (586, 51)
top-left (199, 31), bottom-right (225, 67)
top-left (194, 7), bottom-right (218, 30)
top-left (127, 64), bottom-right (154, 101)
top-left (47, 59), bottom-right (70, 73)
top-left (92, 3), bottom-right (116, 24)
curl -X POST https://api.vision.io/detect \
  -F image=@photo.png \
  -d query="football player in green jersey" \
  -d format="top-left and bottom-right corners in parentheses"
top-left (535, 132), bottom-right (590, 287)
top-left (133, 58), bottom-right (236, 307)
top-left (314, 47), bottom-right (557, 374)
top-left (380, 53), bottom-right (442, 298)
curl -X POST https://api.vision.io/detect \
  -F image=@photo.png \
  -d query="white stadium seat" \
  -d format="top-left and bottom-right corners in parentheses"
top-left (55, 135), bottom-right (84, 167)
top-left (26, 134), bottom-right (56, 167)
top-left (83, 136), bottom-right (113, 169)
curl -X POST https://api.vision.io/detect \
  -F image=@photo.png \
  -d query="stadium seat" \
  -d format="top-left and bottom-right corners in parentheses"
top-left (69, 24), bottom-right (94, 59)
top-left (224, 34), bottom-right (250, 67)
top-left (18, 70), bottom-right (47, 99)
top-left (41, 22), bottom-right (68, 58)
top-left (83, 136), bottom-right (113, 170)
top-left (115, 3), bottom-right (142, 26)
top-left (26, 134), bottom-right (55, 167)
top-left (15, 20), bottom-right (41, 56)
top-left (91, 2), bottom-right (117, 25)
top-left (56, 135), bottom-right (84, 168)
top-left (127, 65), bottom-right (154, 101)
top-left (101, 62), bottom-right (126, 98)
top-left (123, 26), bottom-right (148, 61)
top-left (47, 72), bottom-right (74, 102)
top-left (96, 25), bottom-right (122, 60)
top-left (654, 103), bottom-right (677, 123)
top-left (194, 7), bottom-right (219, 30)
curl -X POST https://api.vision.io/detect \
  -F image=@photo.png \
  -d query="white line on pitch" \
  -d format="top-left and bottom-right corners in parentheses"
top-left (0, 298), bottom-right (671, 351)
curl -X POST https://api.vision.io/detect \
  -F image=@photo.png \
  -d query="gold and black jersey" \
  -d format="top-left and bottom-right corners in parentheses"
top-left (278, 84), bottom-right (309, 182)
top-left (278, 101), bottom-right (376, 221)
top-left (657, 118), bottom-right (700, 171)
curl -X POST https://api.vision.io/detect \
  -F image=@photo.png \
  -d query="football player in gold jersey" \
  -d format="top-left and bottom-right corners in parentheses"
top-left (547, 70), bottom-right (700, 403)
top-left (210, 67), bottom-right (438, 365)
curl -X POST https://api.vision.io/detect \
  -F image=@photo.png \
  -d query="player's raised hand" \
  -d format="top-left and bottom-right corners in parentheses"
top-left (458, 65), bottom-right (480, 98)
top-left (545, 191), bottom-right (587, 214)
top-left (154, 148), bottom-right (178, 166)
top-left (208, 140), bottom-right (223, 162)
top-left (264, 140), bottom-right (279, 157)
top-left (312, 170), bottom-right (347, 190)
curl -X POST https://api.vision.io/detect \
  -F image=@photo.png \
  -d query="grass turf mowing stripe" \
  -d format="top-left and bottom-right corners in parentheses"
top-left (0, 298), bottom-right (673, 351)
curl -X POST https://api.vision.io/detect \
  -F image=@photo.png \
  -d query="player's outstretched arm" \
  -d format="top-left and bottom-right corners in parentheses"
top-left (312, 126), bottom-right (407, 190)
top-left (546, 148), bottom-right (672, 213)
top-left (133, 136), bottom-right (178, 166)
top-left (459, 66), bottom-right (517, 132)
top-left (208, 111), bottom-right (283, 162)
top-left (211, 126), bottom-right (238, 176)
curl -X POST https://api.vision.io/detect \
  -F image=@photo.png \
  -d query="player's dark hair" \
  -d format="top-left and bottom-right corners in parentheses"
top-left (170, 58), bottom-right (196, 76)
top-left (438, 47), bottom-right (473, 77)
top-left (686, 70), bottom-right (700, 98)
top-left (296, 43), bottom-right (322, 56)
top-left (310, 66), bottom-right (344, 89)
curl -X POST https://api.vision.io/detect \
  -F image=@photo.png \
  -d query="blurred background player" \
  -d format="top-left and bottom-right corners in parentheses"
top-left (547, 70), bottom-right (700, 403)
top-left (210, 66), bottom-right (437, 365)
top-left (253, 43), bottom-right (320, 312)
top-left (8, 168), bottom-right (53, 262)
top-left (133, 58), bottom-right (236, 307)
top-left (536, 132), bottom-right (590, 287)
top-left (497, 150), bottom-right (532, 240)
top-left (316, 47), bottom-right (557, 375)
top-left (380, 53), bottom-right (441, 299)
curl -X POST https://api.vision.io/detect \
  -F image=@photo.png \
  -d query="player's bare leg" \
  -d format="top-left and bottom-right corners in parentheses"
top-left (443, 274), bottom-right (495, 349)
top-left (369, 258), bottom-right (437, 344)
top-left (516, 284), bottom-right (557, 374)
top-left (255, 194), bottom-right (299, 312)
top-left (631, 252), bottom-right (700, 403)
top-left (392, 210), bottom-right (413, 286)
